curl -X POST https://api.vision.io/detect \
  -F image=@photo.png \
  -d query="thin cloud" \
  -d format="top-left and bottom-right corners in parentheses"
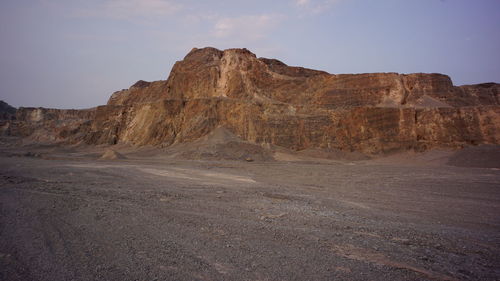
top-left (73, 0), bottom-right (181, 20)
top-left (294, 0), bottom-right (340, 14)
top-left (296, 0), bottom-right (310, 6)
top-left (213, 14), bottom-right (284, 41)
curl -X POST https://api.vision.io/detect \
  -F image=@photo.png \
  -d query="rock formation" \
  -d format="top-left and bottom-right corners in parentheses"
top-left (5, 47), bottom-right (500, 154)
top-left (7, 107), bottom-right (95, 143)
top-left (0, 101), bottom-right (17, 136)
top-left (0, 101), bottom-right (16, 120)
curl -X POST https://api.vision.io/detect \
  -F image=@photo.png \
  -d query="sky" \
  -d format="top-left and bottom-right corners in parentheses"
top-left (0, 0), bottom-right (499, 109)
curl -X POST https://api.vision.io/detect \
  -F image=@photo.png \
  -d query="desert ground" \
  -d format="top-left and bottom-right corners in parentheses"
top-left (0, 138), bottom-right (499, 281)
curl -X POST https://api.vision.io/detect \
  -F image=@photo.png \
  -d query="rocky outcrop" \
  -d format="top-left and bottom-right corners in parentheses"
top-left (0, 101), bottom-right (17, 136)
top-left (6, 47), bottom-right (500, 153)
top-left (7, 107), bottom-right (95, 143)
top-left (0, 101), bottom-right (16, 120)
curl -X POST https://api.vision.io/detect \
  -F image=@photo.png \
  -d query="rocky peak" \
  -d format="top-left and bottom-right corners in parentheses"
top-left (183, 47), bottom-right (224, 63)
top-left (130, 80), bottom-right (152, 89)
top-left (0, 100), bottom-right (16, 120)
top-left (164, 47), bottom-right (498, 108)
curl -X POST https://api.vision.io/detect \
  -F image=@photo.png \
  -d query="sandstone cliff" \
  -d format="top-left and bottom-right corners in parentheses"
top-left (6, 47), bottom-right (500, 154)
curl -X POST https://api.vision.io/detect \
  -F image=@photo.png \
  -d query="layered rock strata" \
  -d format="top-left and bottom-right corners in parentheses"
top-left (6, 47), bottom-right (500, 153)
top-left (7, 107), bottom-right (95, 143)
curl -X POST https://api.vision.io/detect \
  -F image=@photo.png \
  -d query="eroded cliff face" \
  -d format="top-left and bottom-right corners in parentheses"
top-left (8, 47), bottom-right (500, 153)
top-left (7, 107), bottom-right (96, 144)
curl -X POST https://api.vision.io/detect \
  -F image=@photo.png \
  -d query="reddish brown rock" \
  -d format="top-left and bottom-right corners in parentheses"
top-left (6, 47), bottom-right (500, 154)
top-left (107, 80), bottom-right (169, 106)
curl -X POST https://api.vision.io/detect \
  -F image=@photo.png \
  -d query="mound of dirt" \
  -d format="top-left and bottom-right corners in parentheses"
top-left (100, 149), bottom-right (127, 160)
top-left (447, 145), bottom-right (500, 168)
top-left (168, 127), bottom-right (274, 161)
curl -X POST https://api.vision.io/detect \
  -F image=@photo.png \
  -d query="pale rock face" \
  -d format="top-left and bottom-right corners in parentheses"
top-left (29, 109), bottom-right (44, 122)
top-left (6, 47), bottom-right (500, 153)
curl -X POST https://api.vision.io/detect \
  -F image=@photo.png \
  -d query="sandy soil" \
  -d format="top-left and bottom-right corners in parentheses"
top-left (0, 142), bottom-right (499, 280)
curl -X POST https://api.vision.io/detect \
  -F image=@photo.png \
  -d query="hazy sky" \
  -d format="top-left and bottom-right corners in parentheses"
top-left (1, 0), bottom-right (499, 109)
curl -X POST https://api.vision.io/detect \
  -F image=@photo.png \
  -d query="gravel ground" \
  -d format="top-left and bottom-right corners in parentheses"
top-left (0, 146), bottom-right (499, 281)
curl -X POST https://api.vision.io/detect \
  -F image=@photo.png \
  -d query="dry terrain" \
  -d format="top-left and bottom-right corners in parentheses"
top-left (1, 140), bottom-right (499, 281)
top-left (1, 47), bottom-right (499, 281)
